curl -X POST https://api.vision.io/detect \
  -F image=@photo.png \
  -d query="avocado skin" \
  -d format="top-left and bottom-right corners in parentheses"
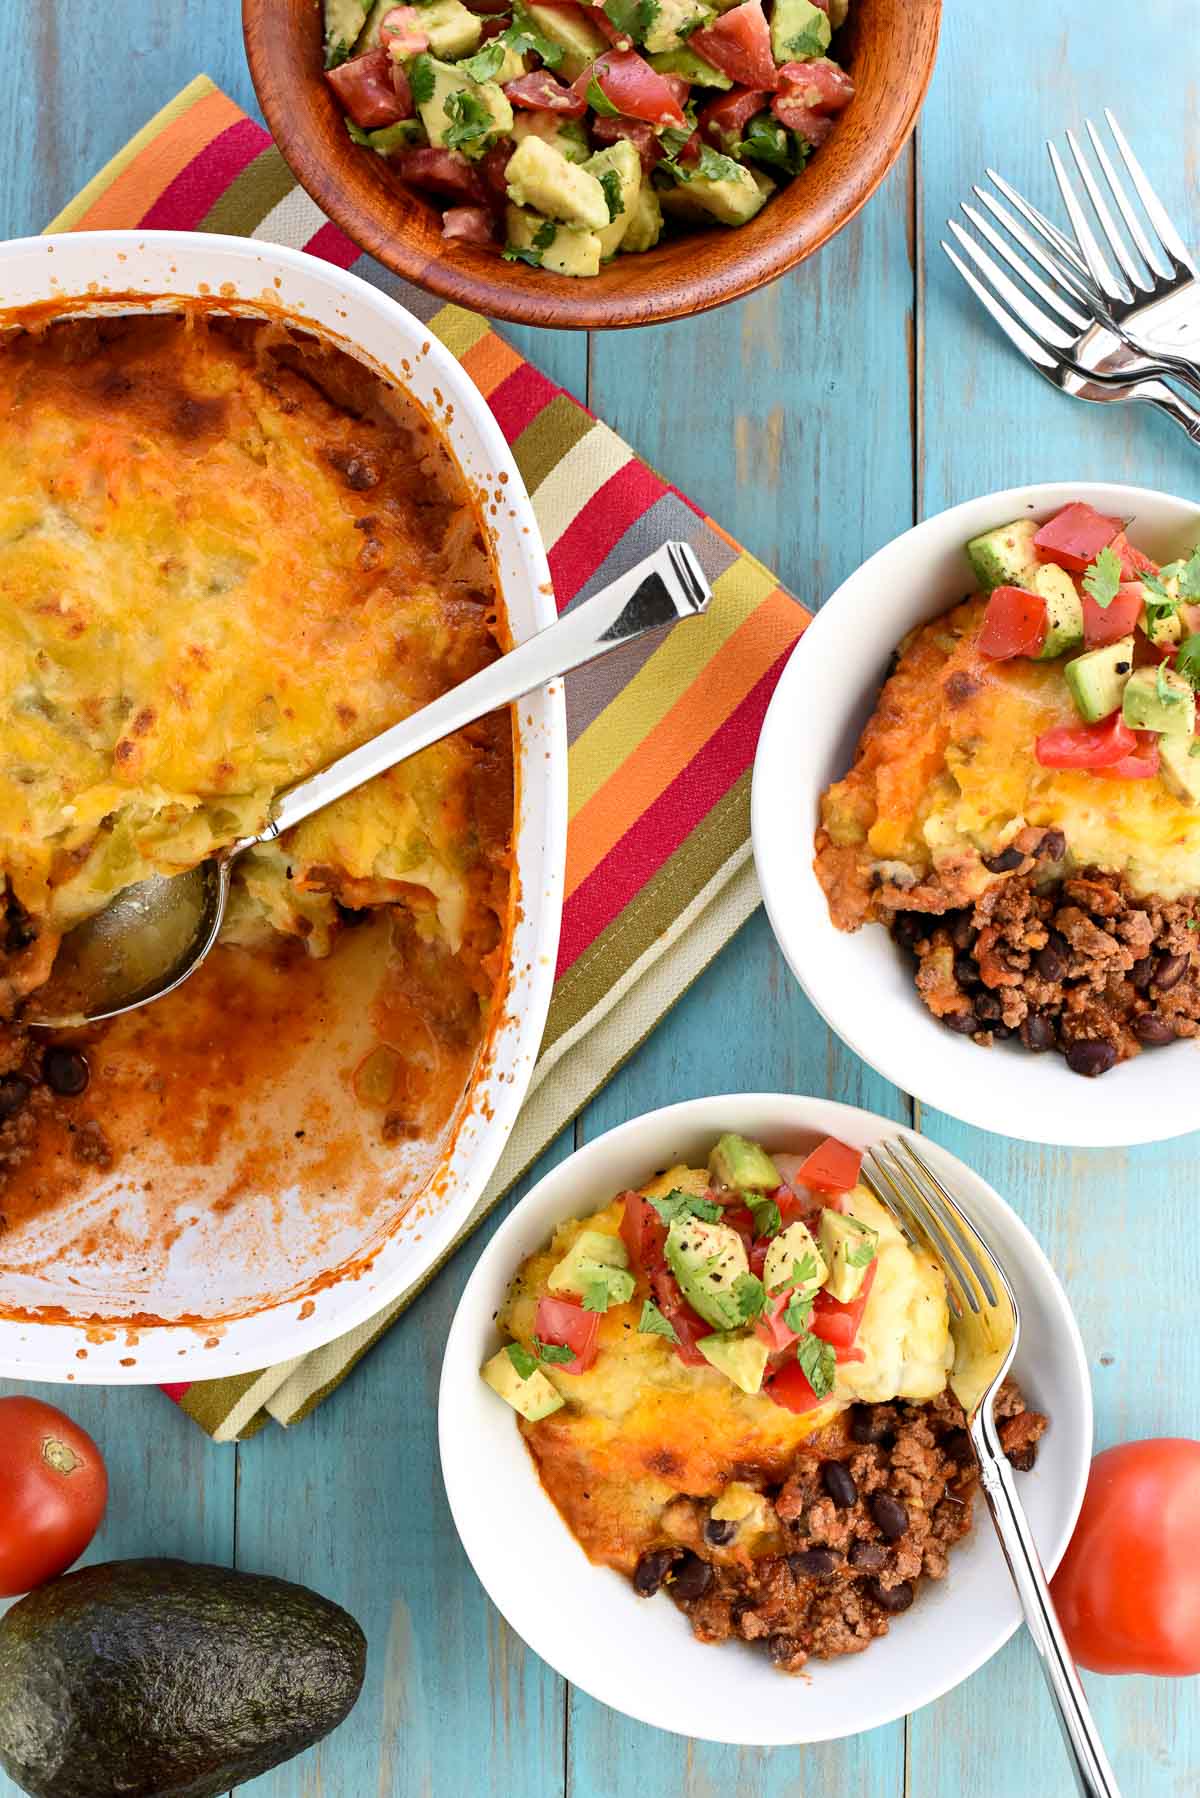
top-left (0, 1559), bottom-right (367, 1798)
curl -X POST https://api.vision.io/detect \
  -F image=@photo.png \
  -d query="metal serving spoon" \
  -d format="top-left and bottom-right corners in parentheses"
top-left (26, 542), bottom-right (712, 1028)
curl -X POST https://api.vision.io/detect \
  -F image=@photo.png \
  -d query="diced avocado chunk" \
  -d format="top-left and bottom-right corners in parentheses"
top-left (762, 1220), bottom-right (827, 1297)
top-left (698, 1330), bottom-right (769, 1394)
top-left (417, 59), bottom-right (512, 155)
top-left (1064, 637), bottom-right (1135, 724)
top-left (769, 0), bottom-right (831, 64)
top-left (350, 117), bottom-right (427, 155)
top-left (665, 1215), bottom-right (749, 1330)
top-left (355, 0), bottom-right (399, 52)
top-left (643, 0), bottom-right (715, 54)
top-left (325, 0), bottom-right (370, 66)
top-left (660, 162), bottom-right (772, 226)
top-left (584, 140), bottom-right (642, 258)
top-left (709, 1133), bottom-right (781, 1193)
top-left (620, 181), bottom-right (663, 252)
top-left (649, 46), bottom-right (732, 86)
top-left (506, 135), bottom-right (610, 230)
top-left (418, 0), bottom-right (483, 57)
top-left (547, 1228), bottom-right (636, 1306)
top-left (965, 517), bottom-right (1041, 593)
top-left (504, 206), bottom-right (603, 275)
top-left (1141, 600), bottom-right (1183, 649)
top-left (512, 111), bottom-right (590, 164)
top-left (818, 1209), bottom-right (878, 1303)
top-left (1158, 732), bottom-right (1200, 804)
top-left (1122, 664), bottom-right (1196, 737)
top-left (522, 0), bottom-right (609, 79)
top-left (482, 1345), bottom-right (565, 1420)
top-left (1031, 563), bottom-right (1084, 660)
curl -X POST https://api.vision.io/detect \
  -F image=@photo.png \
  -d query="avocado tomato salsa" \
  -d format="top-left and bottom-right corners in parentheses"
top-left (322, 0), bottom-right (854, 275)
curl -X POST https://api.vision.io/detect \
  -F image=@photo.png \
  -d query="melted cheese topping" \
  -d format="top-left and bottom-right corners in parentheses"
top-left (0, 312), bottom-right (509, 969)
top-left (819, 598), bottom-right (1200, 924)
top-left (505, 1167), bottom-right (950, 1571)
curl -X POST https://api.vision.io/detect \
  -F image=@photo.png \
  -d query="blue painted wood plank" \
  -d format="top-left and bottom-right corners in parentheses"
top-left (911, 4), bottom-right (1200, 1794)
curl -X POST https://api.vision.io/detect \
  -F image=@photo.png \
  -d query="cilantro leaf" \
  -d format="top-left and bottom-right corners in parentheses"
top-left (599, 167), bottom-right (625, 221)
top-left (442, 86), bottom-right (495, 154)
top-left (458, 40), bottom-right (507, 83)
top-left (796, 1332), bottom-right (836, 1399)
top-left (408, 52), bottom-right (436, 104)
top-left (1082, 545), bottom-right (1122, 610)
top-left (345, 118), bottom-right (373, 147)
top-left (587, 72), bottom-right (622, 116)
top-left (506, 1341), bottom-right (538, 1381)
top-left (783, 1291), bottom-right (813, 1334)
top-left (1177, 633), bottom-right (1200, 690)
top-left (502, 217), bottom-right (557, 266)
top-left (659, 126), bottom-right (746, 185)
top-left (842, 1219), bottom-right (879, 1269)
top-left (602, 0), bottom-right (659, 42)
top-left (532, 1335), bottom-right (575, 1366)
top-left (736, 113), bottom-right (810, 174)
top-left (1139, 568), bottom-right (1177, 604)
top-left (784, 18), bottom-right (829, 57)
top-left (748, 1196), bottom-right (782, 1240)
top-left (733, 1272), bottom-right (767, 1322)
top-left (503, 7), bottom-right (565, 68)
top-left (325, 37), bottom-right (354, 71)
top-left (637, 1299), bottom-right (680, 1343)
top-left (582, 1279), bottom-right (612, 1313)
top-left (1166, 545), bottom-right (1200, 601)
top-left (648, 1188), bottom-right (723, 1226)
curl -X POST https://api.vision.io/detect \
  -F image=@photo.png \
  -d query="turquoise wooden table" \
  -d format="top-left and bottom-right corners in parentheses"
top-left (2, 1), bottom-right (1198, 1792)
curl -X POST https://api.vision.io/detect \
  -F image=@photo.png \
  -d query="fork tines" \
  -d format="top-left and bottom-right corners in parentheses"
top-left (862, 1138), bottom-right (1000, 1317)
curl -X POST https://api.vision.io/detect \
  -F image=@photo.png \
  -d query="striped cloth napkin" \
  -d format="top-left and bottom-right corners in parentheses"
top-left (51, 76), bottom-right (810, 1439)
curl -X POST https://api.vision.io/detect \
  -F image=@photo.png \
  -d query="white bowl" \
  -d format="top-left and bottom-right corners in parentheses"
top-left (438, 1093), bottom-right (1091, 1746)
top-left (753, 481), bottom-right (1200, 1148)
top-left (0, 232), bottom-right (565, 1383)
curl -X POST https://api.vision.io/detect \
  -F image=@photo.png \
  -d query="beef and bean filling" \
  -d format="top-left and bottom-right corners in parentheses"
top-left (889, 847), bottom-right (1200, 1077)
top-left (631, 1382), bottom-right (1046, 1672)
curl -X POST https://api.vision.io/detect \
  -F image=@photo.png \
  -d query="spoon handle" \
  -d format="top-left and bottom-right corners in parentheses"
top-left (260, 542), bottom-right (711, 842)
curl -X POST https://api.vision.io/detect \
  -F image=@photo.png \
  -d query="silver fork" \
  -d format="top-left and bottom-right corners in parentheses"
top-left (942, 231), bottom-right (1200, 447)
top-left (862, 1137), bottom-right (1120, 1798)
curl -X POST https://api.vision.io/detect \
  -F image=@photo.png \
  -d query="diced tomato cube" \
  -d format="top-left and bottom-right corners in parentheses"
top-left (689, 1), bottom-right (779, 92)
top-left (504, 71), bottom-right (588, 116)
top-left (774, 56), bottom-right (854, 113)
top-left (379, 7), bottom-right (429, 58)
top-left (589, 114), bottom-right (664, 170)
top-left (534, 1295), bottom-right (600, 1374)
top-left (441, 206), bottom-right (497, 244)
top-left (978, 585), bottom-right (1047, 660)
top-left (1083, 581), bottom-right (1143, 648)
top-left (620, 1189), bottom-right (667, 1275)
top-left (698, 87), bottom-right (771, 153)
top-left (766, 1358), bottom-right (823, 1414)
top-left (1109, 531), bottom-right (1157, 581)
top-left (571, 49), bottom-right (687, 127)
top-left (755, 1289), bottom-right (801, 1354)
top-left (396, 147), bottom-right (488, 202)
top-left (1035, 712), bottom-right (1136, 771)
top-left (1094, 731), bottom-right (1160, 780)
top-left (1034, 503), bottom-right (1122, 574)
top-left (795, 1137), bottom-right (862, 1195)
top-left (810, 1260), bottom-right (877, 1356)
top-left (326, 48), bottom-right (410, 127)
top-left (650, 1268), bottom-right (714, 1366)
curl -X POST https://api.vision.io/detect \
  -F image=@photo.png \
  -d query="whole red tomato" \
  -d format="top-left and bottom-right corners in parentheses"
top-left (0, 1396), bottom-right (108, 1597)
top-left (1051, 1438), bottom-right (1200, 1675)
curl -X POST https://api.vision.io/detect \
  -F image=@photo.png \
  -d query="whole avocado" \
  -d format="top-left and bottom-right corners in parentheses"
top-left (0, 1558), bottom-right (367, 1798)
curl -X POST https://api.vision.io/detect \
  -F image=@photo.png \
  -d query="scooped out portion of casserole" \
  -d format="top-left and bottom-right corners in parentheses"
top-left (0, 308), bottom-right (513, 1223)
top-left (816, 501), bottom-right (1200, 1075)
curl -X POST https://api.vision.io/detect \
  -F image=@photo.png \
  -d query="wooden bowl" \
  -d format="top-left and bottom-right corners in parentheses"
top-left (243, 0), bottom-right (942, 330)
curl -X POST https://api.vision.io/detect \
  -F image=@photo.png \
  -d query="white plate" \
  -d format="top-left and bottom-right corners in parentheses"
top-left (438, 1093), bottom-right (1092, 1746)
top-left (0, 232), bottom-right (565, 1383)
top-left (753, 481), bottom-right (1200, 1147)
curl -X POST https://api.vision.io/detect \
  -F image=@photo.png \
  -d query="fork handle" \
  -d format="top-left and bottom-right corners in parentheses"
top-left (1147, 385), bottom-right (1200, 445)
top-left (972, 1410), bottom-right (1121, 1798)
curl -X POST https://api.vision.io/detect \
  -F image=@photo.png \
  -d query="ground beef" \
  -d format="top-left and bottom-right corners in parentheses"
top-left (630, 1381), bottom-right (1046, 1673)
top-left (892, 861), bottom-right (1200, 1075)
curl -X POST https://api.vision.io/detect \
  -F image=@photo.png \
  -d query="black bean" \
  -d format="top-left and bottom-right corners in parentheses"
top-left (868, 1491), bottom-right (909, 1541)
top-left (950, 912), bottom-right (976, 951)
top-left (974, 992), bottom-right (1002, 1023)
top-left (768, 1633), bottom-right (800, 1666)
top-left (944, 1008), bottom-right (979, 1036)
top-left (847, 1540), bottom-right (888, 1572)
top-left (953, 954), bottom-right (979, 989)
top-left (849, 1404), bottom-right (894, 1447)
top-left (789, 1548), bottom-right (837, 1580)
top-left (1133, 1012), bottom-right (1176, 1047)
top-left (866, 1577), bottom-right (915, 1614)
top-left (704, 1516), bottom-right (737, 1546)
top-left (43, 1046), bottom-right (89, 1097)
top-left (1130, 956), bottom-right (1156, 991)
top-left (1065, 1039), bottom-right (1118, 1078)
top-left (633, 1548), bottom-right (677, 1597)
top-left (1035, 933), bottom-right (1068, 982)
top-left (1037, 828), bottom-right (1067, 862)
top-left (669, 1552), bottom-right (713, 1601)
top-left (0, 1074), bottom-right (31, 1121)
top-left (940, 1429), bottom-right (973, 1464)
top-left (1007, 1445), bottom-right (1038, 1473)
top-left (1020, 1013), bottom-right (1056, 1053)
top-left (891, 913), bottom-right (924, 953)
top-left (821, 1461), bottom-right (858, 1509)
top-left (1155, 952), bottom-right (1188, 992)
top-left (982, 845), bottom-right (1025, 874)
